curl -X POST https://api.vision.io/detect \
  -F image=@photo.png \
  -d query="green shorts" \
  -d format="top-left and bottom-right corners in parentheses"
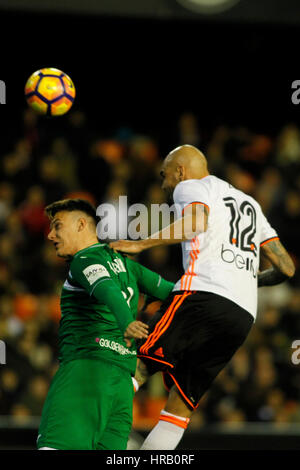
top-left (37, 358), bottom-right (134, 450)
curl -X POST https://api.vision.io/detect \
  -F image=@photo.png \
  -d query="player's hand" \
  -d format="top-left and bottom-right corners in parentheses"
top-left (110, 240), bottom-right (145, 254)
top-left (124, 321), bottom-right (149, 345)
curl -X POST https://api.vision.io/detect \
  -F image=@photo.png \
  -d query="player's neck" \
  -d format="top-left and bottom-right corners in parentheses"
top-left (75, 238), bottom-right (100, 254)
top-left (199, 170), bottom-right (210, 179)
top-left (183, 170), bottom-right (210, 181)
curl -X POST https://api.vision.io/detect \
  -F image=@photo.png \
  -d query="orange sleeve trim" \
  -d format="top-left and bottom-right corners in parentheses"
top-left (137, 354), bottom-right (174, 369)
top-left (159, 415), bottom-right (190, 429)
top-left (182, 201), bottom-right (210, 215)
top-left (260, 236), bottom-right (279, 247)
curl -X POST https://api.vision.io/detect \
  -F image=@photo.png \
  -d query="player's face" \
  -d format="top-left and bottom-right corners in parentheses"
top-left (48, 211), bottom-right (78, 258)
top-left (160, 163), bottom-right (180, 197)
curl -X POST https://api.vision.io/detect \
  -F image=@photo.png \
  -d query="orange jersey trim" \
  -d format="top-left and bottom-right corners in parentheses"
top-left (260, 236), bottom-right (279, 247)
top-left (159, 415), bottom-right (190, 429)
top-left (181, 237), bottom-right (200, 291)
top-left (182, 201), bottom-right (210, 215)
top-left (186, 241), bottom-right (196, 291)
top-left (188, 237), bottom-right (200, 290)
top-left (181, 239), bottom-right (194, 290)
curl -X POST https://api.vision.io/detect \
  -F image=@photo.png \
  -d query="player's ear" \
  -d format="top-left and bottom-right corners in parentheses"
top-left (77, 217), bottom-right (87, 232)
top-left (178, 165), bottom-right (185, 181)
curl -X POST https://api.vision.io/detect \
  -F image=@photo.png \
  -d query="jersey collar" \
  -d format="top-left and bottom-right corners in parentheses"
top-left (74, 242), bottom-right (106, 258)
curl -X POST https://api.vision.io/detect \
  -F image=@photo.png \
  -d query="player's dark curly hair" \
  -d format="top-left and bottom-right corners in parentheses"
top-left (45, 198), bottom-right (99, 225)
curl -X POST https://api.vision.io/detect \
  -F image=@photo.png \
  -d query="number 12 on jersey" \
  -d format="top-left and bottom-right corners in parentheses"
top-left (223, 197), bottom-right (257, 256)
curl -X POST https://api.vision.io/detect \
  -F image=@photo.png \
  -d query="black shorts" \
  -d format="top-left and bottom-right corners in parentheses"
top-left (137, 291), bottom-right (254, 410)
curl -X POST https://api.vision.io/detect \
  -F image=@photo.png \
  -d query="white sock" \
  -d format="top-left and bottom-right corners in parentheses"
top-left (140, 409), bottom-right (190, 450)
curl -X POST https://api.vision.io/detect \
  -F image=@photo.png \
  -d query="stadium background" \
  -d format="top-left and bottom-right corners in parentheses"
top-left (0, 0), bottom-right (300, 450)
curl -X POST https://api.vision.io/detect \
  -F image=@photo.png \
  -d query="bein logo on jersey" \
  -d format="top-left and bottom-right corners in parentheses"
top-left (221, 244), bottom-right (257, 278)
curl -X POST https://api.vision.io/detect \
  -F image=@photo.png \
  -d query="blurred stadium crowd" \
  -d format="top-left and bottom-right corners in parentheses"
top-left (0, 107), bottom-right (299, 431)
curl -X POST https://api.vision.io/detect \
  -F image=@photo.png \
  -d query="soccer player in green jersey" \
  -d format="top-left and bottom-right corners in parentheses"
top-left (37, 198), bottom-right (174, 450)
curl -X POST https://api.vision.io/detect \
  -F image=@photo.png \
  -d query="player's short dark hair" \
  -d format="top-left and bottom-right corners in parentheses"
top-left (45, 198), bottom-right (99, 225)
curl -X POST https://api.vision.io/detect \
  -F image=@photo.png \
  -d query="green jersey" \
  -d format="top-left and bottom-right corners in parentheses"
top-left (59, 242), bottom-right (174, 374)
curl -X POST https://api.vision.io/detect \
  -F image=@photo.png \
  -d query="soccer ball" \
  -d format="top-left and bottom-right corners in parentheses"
top-left (25, 68), bottom-right (76, 116)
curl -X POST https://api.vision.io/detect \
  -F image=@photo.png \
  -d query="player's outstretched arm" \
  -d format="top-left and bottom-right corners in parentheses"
top-left (110, 204), bottom-right (208, 254)
top-left (258, 239), bottom-right (295, 287)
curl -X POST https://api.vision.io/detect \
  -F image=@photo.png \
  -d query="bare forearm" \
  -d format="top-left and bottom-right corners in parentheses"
top-left (110, 205), bottom-right (208, 254)
top-left (260, 240), bottom-right (295, 282)
top-left (140, 221), bottom-right (186, 250)
top-left (258, 267), bottom-right (290, 287)
top-left (141, 212), bottom-right (205, 250)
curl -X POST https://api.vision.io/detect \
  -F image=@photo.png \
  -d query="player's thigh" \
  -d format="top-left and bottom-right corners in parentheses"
top-left (96, 369), bottom-right (134, 450)
top-left (38, 359), bottom-right (114, 450)
top-left (163, 295), bottom-right (254, 409)
top-left (164, 384), bottom-right (193, 418)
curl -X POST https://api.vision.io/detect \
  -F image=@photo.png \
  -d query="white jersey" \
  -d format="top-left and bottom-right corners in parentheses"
top-left (173, 176), bottom-right (278, 319)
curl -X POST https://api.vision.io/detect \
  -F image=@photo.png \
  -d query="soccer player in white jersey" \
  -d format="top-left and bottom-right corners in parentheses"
top-left (110, 145), bottom-right (295, 450)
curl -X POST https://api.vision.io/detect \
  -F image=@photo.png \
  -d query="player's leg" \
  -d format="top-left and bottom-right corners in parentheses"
top-left (136, 292), bottom-right (195, 450)
top-left (96, 367), bottom-right (134, 450)
top-left (140, 384), bottom-right (192, 450)
top-left (37, 359), bottom-right (111, 450)
top-left (138, 293), bottom-right (254, 450)
top-left (164, 383), bottom-right (193, 417)
top-left (135, 358), bottom-right (150, 388)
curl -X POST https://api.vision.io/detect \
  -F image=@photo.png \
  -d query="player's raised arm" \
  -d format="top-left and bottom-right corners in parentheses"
top-left (110, 203), bottom-right (209, 254)
top-left (258, 239), bottom-right (295, 287)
